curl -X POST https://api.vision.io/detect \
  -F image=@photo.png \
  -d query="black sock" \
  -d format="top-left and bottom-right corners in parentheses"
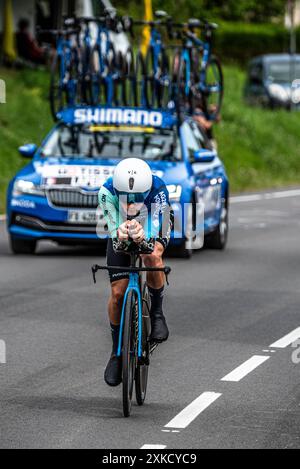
top-left (110, 323), bottom-right (120, 355)
top-left (148, 286), bottom-right (164, 313)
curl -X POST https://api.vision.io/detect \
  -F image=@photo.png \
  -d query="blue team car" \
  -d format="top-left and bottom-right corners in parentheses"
top-left (7, 106), bottom-right (229, 258)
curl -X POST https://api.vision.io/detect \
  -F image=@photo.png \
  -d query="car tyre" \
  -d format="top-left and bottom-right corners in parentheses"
top-left (176, 201), bottom-right (195, 259)
top-left (10, 237), bottom-right (37, 255)
top-left (204, 197), bottom-right (228, 250)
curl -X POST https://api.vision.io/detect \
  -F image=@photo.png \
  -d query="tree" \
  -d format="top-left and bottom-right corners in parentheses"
top-left (113, 0), bottom-right (287, 23)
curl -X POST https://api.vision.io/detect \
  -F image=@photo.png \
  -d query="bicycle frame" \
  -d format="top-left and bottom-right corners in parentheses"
top-left (93, 21), bottom-right (122, 106)
top-left (92, 258), bottom-right (171, 359)
top-left (180, 34), bottom-right (212, 97)
top-left (117, 270), bottom-right (143, 359)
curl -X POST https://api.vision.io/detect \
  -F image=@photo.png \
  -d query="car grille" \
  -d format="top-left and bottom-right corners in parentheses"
top-left (47, 189), bottom-right (98, 209)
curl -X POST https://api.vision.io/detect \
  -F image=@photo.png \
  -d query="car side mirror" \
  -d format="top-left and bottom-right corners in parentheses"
top-left (18, 144), bottom-right (37, 158)
top-left (193, 148), bottom-right (217, 163)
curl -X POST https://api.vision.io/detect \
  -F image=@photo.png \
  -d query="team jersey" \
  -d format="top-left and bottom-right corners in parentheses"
top-left (98, 175), bottom-right (173, 245)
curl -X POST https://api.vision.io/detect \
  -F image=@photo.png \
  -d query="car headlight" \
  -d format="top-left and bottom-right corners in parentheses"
top-left (268, 83), bottom-right (290, 102)
top-left (13, 180), bottom-right (45, 197)
top-left (167, 184), bottom-right (182, 201)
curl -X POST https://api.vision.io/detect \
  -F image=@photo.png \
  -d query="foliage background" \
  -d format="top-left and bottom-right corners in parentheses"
top-left (112, 0), bottom-right (287, 23)
top-left (1, 0), bottom-right (300, 213)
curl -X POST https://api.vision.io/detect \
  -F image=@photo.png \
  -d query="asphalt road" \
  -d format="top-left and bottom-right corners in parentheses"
top-left (0, 189), bottom-right (300, 449)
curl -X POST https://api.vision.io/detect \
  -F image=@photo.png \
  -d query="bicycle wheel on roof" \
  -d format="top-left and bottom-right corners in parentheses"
top-left (199, 55), bottom-right (223, 121)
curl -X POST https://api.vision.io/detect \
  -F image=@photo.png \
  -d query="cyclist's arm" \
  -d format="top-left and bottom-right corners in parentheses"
top-left (147, 184), bottom-right (174, 246)
top-left (98, 185), bottom-right (120, 239)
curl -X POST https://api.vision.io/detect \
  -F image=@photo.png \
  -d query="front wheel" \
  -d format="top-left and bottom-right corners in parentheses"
top-left (10, 237), bottom-right (37, 255)
top-left (122, 290), bottom-right (137, 417)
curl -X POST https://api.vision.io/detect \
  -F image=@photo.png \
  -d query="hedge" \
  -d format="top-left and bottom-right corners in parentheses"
top-left (214, 22), bottom-right (298, 64)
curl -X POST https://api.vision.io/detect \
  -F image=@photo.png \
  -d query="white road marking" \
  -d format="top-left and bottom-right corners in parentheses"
top-left (270, 327), bottom-right (300, 348)
top-left (231, 194), bottom-right (264, 203)
top-left (231, 188), bottom-right (300, 204)
top-left (141, 444), bottom-right (167, 449)
top-left (221, 355), bottom-right (270, 382)
top-left (164, 392), bottom-right (222, 429)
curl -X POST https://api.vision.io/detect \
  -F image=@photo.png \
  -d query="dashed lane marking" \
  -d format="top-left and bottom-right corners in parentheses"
top-left (221, 355), bottom-right (270, 382)
top-left (269, 327), bottom-right (300, 349)
top-left (140, 444), bottom-right (167, 449)
top-left (164, 392), bottom-right (222, 429)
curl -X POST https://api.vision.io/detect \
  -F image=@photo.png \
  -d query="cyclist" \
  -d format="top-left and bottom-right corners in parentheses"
top-left (98, 158), bottom-right (173, 386)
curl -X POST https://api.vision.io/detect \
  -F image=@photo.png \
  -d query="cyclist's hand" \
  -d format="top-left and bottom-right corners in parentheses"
top-left (128, 220), bottom-right (145, 244)
top-left (117, 222), bottom-right (129, 241)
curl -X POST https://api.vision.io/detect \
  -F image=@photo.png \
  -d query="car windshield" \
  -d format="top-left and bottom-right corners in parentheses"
top-left (41, 124), bottom-right (181, 161)
top-left (267, 61), bottom-right (300, 83)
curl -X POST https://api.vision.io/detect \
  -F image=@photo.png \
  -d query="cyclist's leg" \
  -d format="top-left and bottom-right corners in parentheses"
top-left (141, 240), bottom-right (169, 342)
top-left (104, 240), bottom-right (130, 386)
top-left (108, 279), bottom-right (129, 325)
top-left (142, 240), bottom-right (165, 289)
top-left (107, 239), bottom-right (130, 342)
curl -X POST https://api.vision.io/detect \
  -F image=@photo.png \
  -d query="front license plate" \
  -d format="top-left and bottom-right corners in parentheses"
top-left (68, 210), bottom-right (100, 225)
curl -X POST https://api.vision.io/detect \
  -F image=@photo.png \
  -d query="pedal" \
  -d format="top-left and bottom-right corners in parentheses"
top-left (149, 342), bottom-right (159, 355)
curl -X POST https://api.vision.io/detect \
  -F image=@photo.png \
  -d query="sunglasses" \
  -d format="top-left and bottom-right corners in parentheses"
top-left (115, 190), bottom-right (150, 204)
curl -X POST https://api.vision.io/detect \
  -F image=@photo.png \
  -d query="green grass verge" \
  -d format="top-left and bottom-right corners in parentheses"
top-left (215, 64), bottom-right (300, 192)
top-left (0, 67), bottom-right (52, 213)
top-left (1, 64), bottom-right (300, 213)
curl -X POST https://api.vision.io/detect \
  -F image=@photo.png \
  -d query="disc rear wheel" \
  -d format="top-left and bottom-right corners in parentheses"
top-left (122, 290), bottom-right (137, 417)
top-left (135, 283), bottom-right (150, 406)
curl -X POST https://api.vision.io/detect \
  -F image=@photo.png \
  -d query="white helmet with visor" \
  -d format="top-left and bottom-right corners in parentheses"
top-left (113, 158), bottom-right (153, 203)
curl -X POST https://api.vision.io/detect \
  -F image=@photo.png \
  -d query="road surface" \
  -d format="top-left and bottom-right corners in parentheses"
top-left (0, 189), bottom-right (300, 449)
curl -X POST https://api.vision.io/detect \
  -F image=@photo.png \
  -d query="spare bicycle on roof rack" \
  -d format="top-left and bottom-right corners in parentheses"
top-left (37, 8), bottom-right (223, 122)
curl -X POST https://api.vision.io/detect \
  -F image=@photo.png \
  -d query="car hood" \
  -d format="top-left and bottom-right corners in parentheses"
top-left (14, 157), bottom-right (189, 189)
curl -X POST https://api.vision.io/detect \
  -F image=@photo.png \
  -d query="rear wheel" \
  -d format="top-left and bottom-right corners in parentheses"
top-left (135, 283), bottom-right (150, 406)
top-left (50, 54), bottom-right (68, 121)
top-left (10, 237), bottom-right (37, 255)
top-left (122, 290), bottom-right (137, 417)
top-left (200, 55), bottom-right (223, 120)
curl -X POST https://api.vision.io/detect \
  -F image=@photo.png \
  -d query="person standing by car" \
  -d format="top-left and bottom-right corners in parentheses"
top-left (193, 104), bottom-right (221, 151)
top-left (98, 158), bottom-right (173, 387)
